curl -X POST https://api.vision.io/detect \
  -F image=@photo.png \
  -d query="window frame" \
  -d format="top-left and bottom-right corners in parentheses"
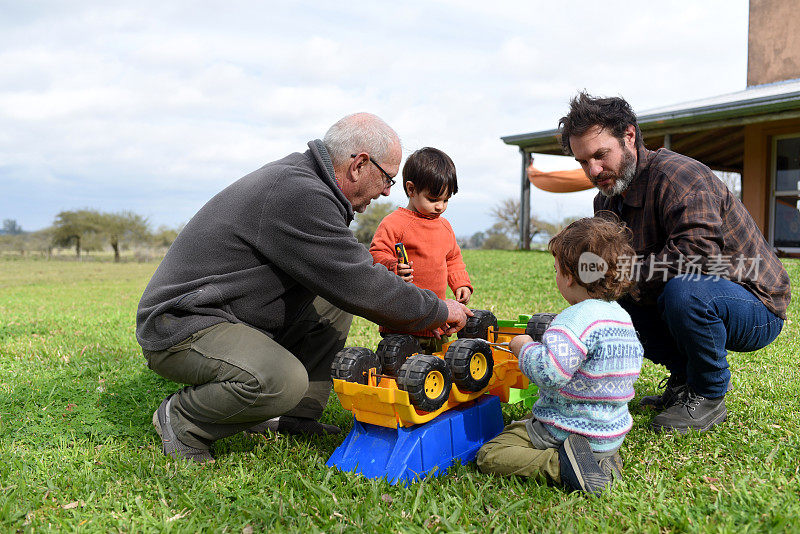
top-left (769, 132), bottom-right (800, 253)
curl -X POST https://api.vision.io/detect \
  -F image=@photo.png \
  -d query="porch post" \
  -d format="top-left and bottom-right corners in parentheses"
top-left (520, 149), bottom-right (531, 250)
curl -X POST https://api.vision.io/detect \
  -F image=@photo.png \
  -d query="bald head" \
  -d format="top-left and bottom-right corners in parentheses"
top-left (323, 112), bottom-right (401, 169)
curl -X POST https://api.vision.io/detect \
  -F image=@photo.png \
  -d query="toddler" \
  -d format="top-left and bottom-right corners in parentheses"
top-left (477, 216), bottom-right (644, 494)
top-left (369, 147), bottom-right (472, 353)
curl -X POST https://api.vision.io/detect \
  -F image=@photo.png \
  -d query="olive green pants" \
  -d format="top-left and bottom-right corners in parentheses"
top-left (477, 419), bottom-right (619, 485)
top-left (143, 297), bottom-right (352, 449)
top-left (477, 420), bottom-right (563, 484)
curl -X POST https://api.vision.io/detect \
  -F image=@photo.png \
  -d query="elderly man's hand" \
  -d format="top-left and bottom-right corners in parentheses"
top-left (439, 299), bottom-right (473, 336)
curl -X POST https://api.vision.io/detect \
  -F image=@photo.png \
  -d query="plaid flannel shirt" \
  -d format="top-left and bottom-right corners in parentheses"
top-left (595, 146), bottom-right (790, 319)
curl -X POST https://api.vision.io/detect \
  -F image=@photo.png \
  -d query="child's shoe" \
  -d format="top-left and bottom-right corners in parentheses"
top-left (598, 452), bottom-right (623, 483)
top-left (558, 434), bottom-right (612, 494)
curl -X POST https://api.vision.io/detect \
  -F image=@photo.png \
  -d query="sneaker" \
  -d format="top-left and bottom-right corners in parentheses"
top-left (558, 434), bottom-right (612, 494)
top-left (598, 452), bottom-right (623, 483)
top-left (246, 416), bottom-right (342, 436)
top-left (651, 388), bottom-right (726, 433)
top-left (639, 375), bottom-right (687, 411)
top-left (152, 395), bottom-right (215, 464)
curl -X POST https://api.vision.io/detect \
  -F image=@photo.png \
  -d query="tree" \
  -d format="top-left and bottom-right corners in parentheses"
top-left (151, 224), bottom-right (183, 248)
top-left (52, 209), bottom-right (103, 258)
top-left (352, 201), bottom-right (396, 245)
top-left (103, 211), bottom-right (150, 262)
top-left (1, 219), bottom-right (23, 235)
top-left (28, 227), bottom-right (55, 257)
top-left (481, 223), bottom-right (516, 250)
top-left (552, 215), bottom-right (583, 235)
top-left (489, 197), bottom-right (557, 248)
top-left (0, 234), bottom-right (25, 255)
top-left (459, 231), bottom-right (486, 250)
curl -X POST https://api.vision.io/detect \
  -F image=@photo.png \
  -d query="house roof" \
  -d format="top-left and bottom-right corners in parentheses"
top-left (640, 78), bottom-right (800, 120)
top-left (501, 78), bottom-right (800, 172)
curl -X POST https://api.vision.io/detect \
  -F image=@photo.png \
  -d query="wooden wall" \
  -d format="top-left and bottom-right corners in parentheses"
top-left (748, 0), bottom-right (800, 86)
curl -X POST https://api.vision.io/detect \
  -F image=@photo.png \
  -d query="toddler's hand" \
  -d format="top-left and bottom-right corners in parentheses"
top-left (509, 335), bottom-right (533, 357)
top-left (454, 286), bottom-right (472, 304)
top-left (396, 261), bottom-right (414, 282)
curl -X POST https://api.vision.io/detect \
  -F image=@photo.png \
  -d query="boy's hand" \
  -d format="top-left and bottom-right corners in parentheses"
top-left (396, 261), bottom-right (414, 282)
top-left (454, 286), bottom-right (472, 304)
top-left (509, 335), bottom-right (534, 357)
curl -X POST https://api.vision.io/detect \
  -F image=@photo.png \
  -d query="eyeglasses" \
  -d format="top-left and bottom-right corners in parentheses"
top-left (351, 154), bottom-right (396, 188)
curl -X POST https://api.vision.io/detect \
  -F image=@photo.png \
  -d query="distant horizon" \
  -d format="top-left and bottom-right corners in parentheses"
top-left (0, 196), bottom-right (585, 238)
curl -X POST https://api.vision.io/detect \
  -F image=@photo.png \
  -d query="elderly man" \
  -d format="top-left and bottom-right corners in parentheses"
top-left (558, 92), bottom-right (790, 433)
top-left (137, 113), bottom-right (470, 463)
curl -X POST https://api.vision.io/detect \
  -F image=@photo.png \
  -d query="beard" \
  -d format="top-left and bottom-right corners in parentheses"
top-left (595, 146), bottom-right (637, 197)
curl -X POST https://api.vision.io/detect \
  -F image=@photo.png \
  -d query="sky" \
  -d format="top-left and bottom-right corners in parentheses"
top-left (0, 1), bottom-right (749, 238)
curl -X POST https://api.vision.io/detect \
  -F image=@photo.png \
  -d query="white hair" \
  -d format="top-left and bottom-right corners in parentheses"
top-left (323, 112), bottom-right (400, 167)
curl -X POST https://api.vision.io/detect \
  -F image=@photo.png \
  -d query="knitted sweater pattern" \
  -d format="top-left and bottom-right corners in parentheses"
top-left (519, 299), bottom-right (643, 452)
top-left (369, 207), bottom-right (472, 337)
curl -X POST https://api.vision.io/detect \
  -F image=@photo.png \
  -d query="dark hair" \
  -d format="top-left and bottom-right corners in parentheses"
top-left (402, 147), bottom-right (458, 198)
top-left (548, 214), bottom-right (637, 301)
top-left (558, 91), bottom-right (643, 155)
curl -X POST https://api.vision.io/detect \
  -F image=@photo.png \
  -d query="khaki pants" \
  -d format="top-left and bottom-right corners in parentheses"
top-left (477, 419), bottom-right (619, 485)
top-left (143, 297), bottom-right (352, 449)
top-left (477, 420), bottom-right (562, 484)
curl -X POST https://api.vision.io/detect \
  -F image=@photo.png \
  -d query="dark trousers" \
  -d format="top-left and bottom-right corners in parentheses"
top-left (621, 275), bottom-right (784, 398)
top-left (143, 297), bottom-right (352, 449)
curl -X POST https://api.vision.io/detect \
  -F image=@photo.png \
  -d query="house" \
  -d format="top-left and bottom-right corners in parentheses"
top-left (502, 0), bottom-right (800, 255)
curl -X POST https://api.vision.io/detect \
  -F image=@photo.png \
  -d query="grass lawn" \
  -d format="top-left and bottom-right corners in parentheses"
top-left (1, 251), bottom-right (799, 532)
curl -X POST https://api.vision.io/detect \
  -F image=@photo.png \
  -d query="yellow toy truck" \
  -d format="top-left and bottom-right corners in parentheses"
top-left (330, 310), bottom-right (556, 429)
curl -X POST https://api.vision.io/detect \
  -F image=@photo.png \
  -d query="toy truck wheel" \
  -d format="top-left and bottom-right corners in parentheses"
top-left (330, 347), bottom-right (381, 385)
top-left (444, 338), bottom-right (494, 392)
top-left (525, 313), bottom-right (558, 342)
top-left (457, 309), bottom-right (499, 342)
top-left (396, 354), bottom-right (453, 412)
top-left (376, 334), bottom-right (422, 375)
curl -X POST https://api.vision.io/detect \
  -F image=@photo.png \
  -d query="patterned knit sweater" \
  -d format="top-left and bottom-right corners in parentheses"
top-left (519, 299), bottom-right (643, 452)
top-left (370, 207), bottom-right (472, 337)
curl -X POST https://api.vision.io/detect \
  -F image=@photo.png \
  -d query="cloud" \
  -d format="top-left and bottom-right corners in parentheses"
top-left (0, 1), bottom-right (748, 235)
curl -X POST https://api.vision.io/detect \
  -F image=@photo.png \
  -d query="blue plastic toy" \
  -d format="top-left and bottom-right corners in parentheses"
top-left (326, 395), bottom-right (504, 485)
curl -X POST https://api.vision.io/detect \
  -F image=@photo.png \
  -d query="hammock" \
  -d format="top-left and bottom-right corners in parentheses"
top-left (527, 164), bottom-right (594, 193)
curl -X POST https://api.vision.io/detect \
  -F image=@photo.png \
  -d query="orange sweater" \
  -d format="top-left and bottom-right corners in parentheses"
top-left (370, 207), bottom-right (472, 337)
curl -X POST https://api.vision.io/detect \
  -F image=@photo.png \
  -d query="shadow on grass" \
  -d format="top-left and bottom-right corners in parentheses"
top-left (102, 370), bottom-right (355, 461)
top-left (3, 354), bottom-right (392, 463)
top-left (0, 360), bottom-right (168, 447)
top-left (99, 367), bottom-right (175, 438)
top-left (214, 395), bottom-right (356, 460)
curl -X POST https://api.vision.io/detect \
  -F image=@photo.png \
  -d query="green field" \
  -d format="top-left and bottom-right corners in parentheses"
top-left (2, 251), bottom-right (799, 532)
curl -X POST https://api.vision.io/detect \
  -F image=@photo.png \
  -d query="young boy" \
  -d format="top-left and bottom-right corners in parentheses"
top-left (369, 147), bottom-right (473, 353)
top-left (477, 216), bottom-right (644, 494)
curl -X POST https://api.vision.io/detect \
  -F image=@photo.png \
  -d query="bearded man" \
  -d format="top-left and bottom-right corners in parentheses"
top-left (558, 92), bottom-right (790, 433)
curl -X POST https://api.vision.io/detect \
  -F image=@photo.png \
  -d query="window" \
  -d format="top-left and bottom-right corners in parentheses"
top-left (771, 134), bottom-right (800, 251)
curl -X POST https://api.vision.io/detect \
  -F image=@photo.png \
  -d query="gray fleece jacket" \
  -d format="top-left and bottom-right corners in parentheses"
top-left (136, 140), bottom-right (449, 352)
